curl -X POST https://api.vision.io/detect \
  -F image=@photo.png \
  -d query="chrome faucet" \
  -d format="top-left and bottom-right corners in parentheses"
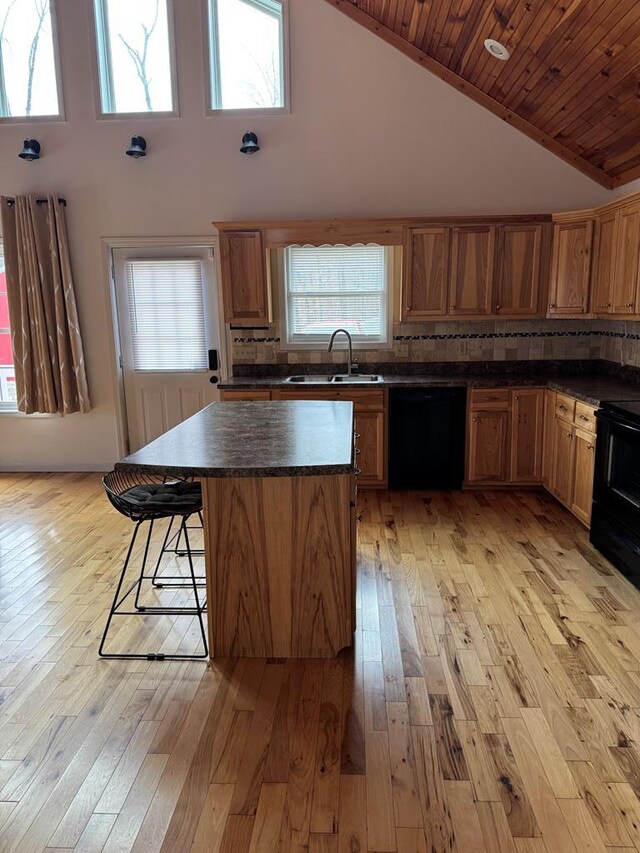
top-left (327, 328), bottom-right (359, 376)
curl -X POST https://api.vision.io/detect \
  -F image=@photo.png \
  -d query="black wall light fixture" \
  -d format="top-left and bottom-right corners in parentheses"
top-left (18, 139), bottom-right (41, 161)
top-left (240, 132), bottom-right (260, 154)
top-left (125, 136), bottom-right (147, 158)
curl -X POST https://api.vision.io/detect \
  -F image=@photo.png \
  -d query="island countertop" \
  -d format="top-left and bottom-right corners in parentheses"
top-left (115, 400), bottom-right (355, 478)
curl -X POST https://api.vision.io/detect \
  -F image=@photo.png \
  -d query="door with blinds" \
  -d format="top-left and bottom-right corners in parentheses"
top-left (113, 247), bottom-right (221, 452)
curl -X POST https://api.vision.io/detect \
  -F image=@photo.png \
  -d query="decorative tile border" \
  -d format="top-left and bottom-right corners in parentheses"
top-left (393, 330), bottom-right (598, 341)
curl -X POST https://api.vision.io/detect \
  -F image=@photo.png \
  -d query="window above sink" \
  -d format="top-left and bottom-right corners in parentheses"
top-left (280, 244), bottom-right (395, 350)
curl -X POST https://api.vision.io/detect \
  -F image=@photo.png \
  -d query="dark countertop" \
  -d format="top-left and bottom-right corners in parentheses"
top-left (220, 373), bottom-right (640, 406)
top-left (115, 401), bottom-right (355, 478)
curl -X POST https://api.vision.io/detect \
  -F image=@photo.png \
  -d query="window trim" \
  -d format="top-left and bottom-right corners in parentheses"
top-left (0, 243), bottom-right (18, 413)
top-left (90, 0), bottom-right (180, 119)
top-left (280, 245), bottom-right (394, 351)
top-left (203, 0), bottom-right (290, 116)
top-left (0, 0), bottom-right (65, 123)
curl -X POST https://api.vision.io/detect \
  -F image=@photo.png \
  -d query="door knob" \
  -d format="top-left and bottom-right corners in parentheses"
top-left (209, 375), bottom-right (219, 384)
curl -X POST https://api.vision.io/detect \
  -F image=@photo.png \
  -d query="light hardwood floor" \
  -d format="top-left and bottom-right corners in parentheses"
top-left (3, 474), bottom-right (640, 851)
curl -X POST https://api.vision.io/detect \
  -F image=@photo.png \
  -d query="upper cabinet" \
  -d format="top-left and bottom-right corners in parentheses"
top-left (403, 220), bottom-right (549, 321)
top-left (613, 203), bottom-right (640, 314)
top-left (449, 225), bottom-right (496, 316)
top-left (548, 217), bottom-right (593, 316)
top-left (494, 223), bottom-right (546, 316)
top-left (590, 201), bottom-right (640, 316)
top-left (219, 230), bottom-right (271, 325)
top-left (591, 209), bottom-right (618, 314)
top-left (402, 227), bottom-right (449, 319)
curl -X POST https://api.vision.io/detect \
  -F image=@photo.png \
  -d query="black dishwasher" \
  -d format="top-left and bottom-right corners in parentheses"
top-left (389, 387), bottom-right (467, 489)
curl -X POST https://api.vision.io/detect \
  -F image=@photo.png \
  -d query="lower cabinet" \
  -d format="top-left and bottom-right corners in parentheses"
top-left (353, 411), bottom-right (386, 486)
top-left (467, 409), bottom-right (509, 483)
top-left (466, 387), bottom-right (544, 486)
top-left (571, 428), bottom-right (596, 525)
top-left (550, 418), bottom-right (575, 505)
top-left (544, 390), bottom-right (596, 528)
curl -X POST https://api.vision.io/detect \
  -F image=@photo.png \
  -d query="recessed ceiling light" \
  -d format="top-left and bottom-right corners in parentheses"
top-left (484, 38), bottom-right (510, 61)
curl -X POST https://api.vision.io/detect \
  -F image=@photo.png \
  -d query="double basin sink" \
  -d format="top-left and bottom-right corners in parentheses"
top-left (285, 373), bottom-right (383, 384)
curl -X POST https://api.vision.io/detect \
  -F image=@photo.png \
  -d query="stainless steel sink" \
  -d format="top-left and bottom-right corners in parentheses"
top-left (284, 373), bottom-right (383, 384)
top-left (284, 375), bottom-right (332, 383)
top-left (330, 374), bottom-right (383, 383)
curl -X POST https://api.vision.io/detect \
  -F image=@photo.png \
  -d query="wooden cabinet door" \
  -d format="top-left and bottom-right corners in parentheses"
top-left (548, 220), bottom-right (592, 315)
top-left (449, 226), bottom-right (495, 316)
top-left (551, 419), bottom-right (575, 506)
top-left (403, 227), bottom-right (449, 319)
top-left (614, 203), bottom-right (640, 314)
top-left (467, 409), bottom-right (509, 483)
top-left (510, 389), bottom-right (544, 484)
top-left (495, 224), bottom-right (542, 316)
top-left (219, 230), bottom-right (270, 324)
top-left (591, 210), bottom-right (618, 314)
top-left (355, 411), bottom-right (385, 486)
top-left (542, 390), bottom-right (556, 489)
top-left (571, 428), bottom-right (596, 527)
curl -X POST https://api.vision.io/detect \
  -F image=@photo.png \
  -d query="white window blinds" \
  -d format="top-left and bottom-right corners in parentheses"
top-left (125, 259), bottom-right (207, 371)
top-left (285, 244), bottom-right (389, 343)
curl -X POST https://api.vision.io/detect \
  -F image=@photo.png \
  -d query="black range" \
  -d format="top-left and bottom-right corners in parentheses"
top-left (592, 400), bottom-right (640, 586)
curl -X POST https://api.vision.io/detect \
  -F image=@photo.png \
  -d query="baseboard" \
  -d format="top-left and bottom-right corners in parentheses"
top-left (0, 463), bottom-right (111, 473)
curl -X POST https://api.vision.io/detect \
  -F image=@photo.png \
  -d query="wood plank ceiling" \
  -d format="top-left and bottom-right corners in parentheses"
top-left (324, 0), bottom-right (640, 188)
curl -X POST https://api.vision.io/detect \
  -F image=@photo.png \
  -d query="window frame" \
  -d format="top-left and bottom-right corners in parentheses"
top-left (280, 244), bottom-right (394, 351)
top-left (90, 0), bottom-right (180, 119)
top-left (203, 0), bottom-right (290, 116)
top-left (0, 0), bottom-right (65, 124)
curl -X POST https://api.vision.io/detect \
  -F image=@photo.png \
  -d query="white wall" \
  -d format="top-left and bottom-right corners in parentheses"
top-left (0, 0), bottom-right (616, 471)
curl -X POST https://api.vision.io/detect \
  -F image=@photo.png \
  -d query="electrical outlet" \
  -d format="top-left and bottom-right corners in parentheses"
top-left (234, 345), bottom-right (257, 360)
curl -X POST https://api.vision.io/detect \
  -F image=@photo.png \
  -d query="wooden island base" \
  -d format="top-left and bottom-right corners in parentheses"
top-left (202, 473), bottom-right (356, 658)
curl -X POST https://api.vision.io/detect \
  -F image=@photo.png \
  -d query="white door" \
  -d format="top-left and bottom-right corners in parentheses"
top-left (113, 246), bottom-right (222, 452)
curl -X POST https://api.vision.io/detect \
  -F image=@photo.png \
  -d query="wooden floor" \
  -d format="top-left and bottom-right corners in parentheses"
top-left (4, 477), bottom-right (640, 852)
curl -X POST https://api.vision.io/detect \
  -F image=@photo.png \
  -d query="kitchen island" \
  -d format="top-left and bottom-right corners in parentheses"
top-left (115, 400), bottom-right (357, 658)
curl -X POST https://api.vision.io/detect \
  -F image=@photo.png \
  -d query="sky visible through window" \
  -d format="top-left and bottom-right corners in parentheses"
top-left (0, 0), bottom-right (59, 117)
top-left (98, 0), bottom-right (173, 113)
top-left (214, 0), bottom-right (283, 109)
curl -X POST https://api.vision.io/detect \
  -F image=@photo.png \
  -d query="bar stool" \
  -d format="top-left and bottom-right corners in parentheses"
top-left (99, 470), bottom-right (208, 661)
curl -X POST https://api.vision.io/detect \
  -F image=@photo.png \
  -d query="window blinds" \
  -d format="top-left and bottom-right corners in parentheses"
top-left (285, 244), bottom-right (388, 341)
top-left (125, 259), bottom-right (207, 371)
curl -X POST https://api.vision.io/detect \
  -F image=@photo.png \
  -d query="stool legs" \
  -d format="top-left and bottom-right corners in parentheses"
top-left (99, 515), bottom-right (208, 661)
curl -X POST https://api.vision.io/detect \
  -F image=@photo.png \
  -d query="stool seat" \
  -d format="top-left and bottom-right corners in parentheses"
top-left (121, 481), bottom-right (202, 515)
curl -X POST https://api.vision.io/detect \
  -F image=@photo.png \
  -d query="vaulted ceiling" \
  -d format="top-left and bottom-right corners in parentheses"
top-left (324, 0), bottom-right (640, 189)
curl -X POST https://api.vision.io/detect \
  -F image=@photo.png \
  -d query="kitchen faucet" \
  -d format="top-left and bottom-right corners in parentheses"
top-left (327, 328), bottom-right (359, 375)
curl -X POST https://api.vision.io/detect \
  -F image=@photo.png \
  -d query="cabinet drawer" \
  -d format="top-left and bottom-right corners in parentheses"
top-left (275, 388), bottom-right (385, 412)
top-left (574, 401), bottom-right (596, 433)
top-left (555, 393), bottom-right (575, 422)
top-left (469, 388), bottom-right (510, 410)
top-left (220, 389), bottom-right (271, 401)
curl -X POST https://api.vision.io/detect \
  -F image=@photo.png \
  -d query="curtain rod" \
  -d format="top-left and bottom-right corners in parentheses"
top-left (4, 197), bottom-right (67, 207)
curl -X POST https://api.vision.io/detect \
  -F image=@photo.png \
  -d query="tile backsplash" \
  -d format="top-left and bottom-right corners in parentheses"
top-left (230, 319), bottom-right (640, 370)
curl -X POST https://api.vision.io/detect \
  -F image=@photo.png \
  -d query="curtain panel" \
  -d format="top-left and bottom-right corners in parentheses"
top-left (1, 195), bottom-right (90, 414)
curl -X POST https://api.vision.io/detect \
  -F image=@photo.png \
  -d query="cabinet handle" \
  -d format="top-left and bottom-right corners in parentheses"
top-left (606, 302), bottom-right (612, 308)
top-left (628, 302), bottom-right (635, 308)
top-left (549, 303), bottom-right (556, 309)
top-left (566, 432), bottom-right (573, 438)
top-left (495, 304), bottom-right (501, 311)
top-left (579, 414), bottom-right (588, 421)
top-left (451, 305), bottom-right (456, 311)
top-left (354, 432), bottom-right (360, 439)
top-left (355, 448), bottom-right (361, 455)
top-left (587, 444), bottom-right (594, 451)
top-left (559, 405), bottom-right (567, 412)
top-left (473, 416), bottom-right (478, 422)
top-left (354, 467), bottom-right (362, 476)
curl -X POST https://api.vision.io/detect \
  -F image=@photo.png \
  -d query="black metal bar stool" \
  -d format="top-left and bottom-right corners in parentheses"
top-left (99, 470), bottom-right (208, 661)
